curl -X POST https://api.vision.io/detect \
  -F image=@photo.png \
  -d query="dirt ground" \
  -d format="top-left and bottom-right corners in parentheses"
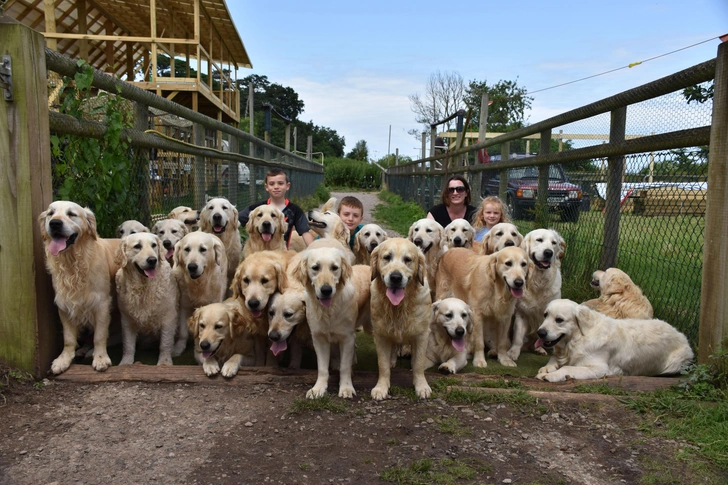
top-left (1, 192), bottom-right (723, 484)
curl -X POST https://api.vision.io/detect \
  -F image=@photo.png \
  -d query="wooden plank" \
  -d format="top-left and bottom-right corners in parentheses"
top-left (0, 20), bottom-right (57, 377)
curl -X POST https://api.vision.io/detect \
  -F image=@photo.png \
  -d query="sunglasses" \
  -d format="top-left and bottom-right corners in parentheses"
top-left (447, 186), bottom-right (467, 194)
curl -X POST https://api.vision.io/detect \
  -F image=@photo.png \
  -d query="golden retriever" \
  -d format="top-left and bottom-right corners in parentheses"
top-left (231, 249), bottom-right (294, 365)
top-left (168, 205), bottom-right (200, 232)
top-left (369, 238), bottom-right (432, 400)
top-left (424, 298), bottom-right (474, 374)
top-left (199, 197), bottom-right (242, 284)
top-left (436, 246), bottom-right (531, 367)
top-left (173, 231), bottom-right (228, 356)
top-left (267, 290), bottom-right (311, 369)
top-left (444, 219), bottom-right (475, 249)
top-left (477, 222), bottom-right (524, 255)
top-left (582, 268), bottom-right (654, 319)
top-left (353, 223), bottom-right (388, 266)
top-left (307, 197), bottom-right (351, 249)
top-left (188, 299), bottom-right (256, 377)
top-left (116, 220), bottom-right (149, 239)
top-left (535, 299), bottom-right (693, 382)
top-left (152, 219), bottom-right (188, 263)
top-left (291, 246), bottom-right (370, 398)
top-left (242, 205), bottom-right (288, 258)
top-left (508, 229), bottom-right (565, 363)
top-left (115, 233), bottom-right (179, 366)
top-left (407, 218), bottom-right (446, 297)
top-left (39, 201), bottom-right (121, 374)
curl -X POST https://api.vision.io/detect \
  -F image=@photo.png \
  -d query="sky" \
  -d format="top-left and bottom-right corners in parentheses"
top-left (227, 1), bottom-right (727, 161)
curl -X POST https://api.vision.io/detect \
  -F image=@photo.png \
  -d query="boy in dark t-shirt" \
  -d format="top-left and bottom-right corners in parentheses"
top-left (238, 169), bottom-right (315, 249)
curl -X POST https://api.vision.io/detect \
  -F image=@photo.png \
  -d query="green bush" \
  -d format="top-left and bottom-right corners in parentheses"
top-left (324, 158), bottom-right (381, 189)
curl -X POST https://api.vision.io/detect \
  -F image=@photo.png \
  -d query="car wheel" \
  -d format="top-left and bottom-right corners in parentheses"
top-left (507, 195), bottom-right (523, 220)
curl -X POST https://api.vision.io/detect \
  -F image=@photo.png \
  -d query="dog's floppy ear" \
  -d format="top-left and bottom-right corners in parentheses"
top-left (574, 302), bottom-right (593, 335)
top-left (353, 231), bottom-right (363, 255)
top-left (338, 251), bottom-right (352, 284)
top-left (431, 299), bottom-right (442, 316)
top-left (154, 235), bottom-right (165, 261)
top-left (38, 209), bottom-right (50, 241)
top-left (481, 231), bottom-right (493, 255)
top-left (407, 223), bottom-right (415, 241)
top-left (116, 223), bottom-right (124, 238)
top-left (321, 197), bottom-right (337, 213)
top-left (293, 252), bottom-right (310, 287)
top-left (188, 309), bottom-right (201, 339)
top-left (416, 250), bottom-right (426, 286)
top-left (555, 231), bottom-right (566, 259)
top-left (245, 210), bottom-right (256, 235)
top-left (466, 306), bottom-right (474, 335)
top-left (227, 303), bottom-right (245, 338)
top-left (118, 239), bottom-right (129, 268)
top-left (231, 262), bottom-right (245, 300)
top-left (213, 239), bottom-right (225, 267)
top-left (173, 238), bottom-right (184, 267)
top-left (274, 261), bottom-right (289, 291)
top-left (198, 204), bottom-right (211, 232)
top-left (84, 208), bottom-right (99, 238)
top-left (520, 233), bottom-right (531, 253)
top-left (334, 223), bottom-right (350, 246)
top-left (230, 206), bottom-right (240, 230)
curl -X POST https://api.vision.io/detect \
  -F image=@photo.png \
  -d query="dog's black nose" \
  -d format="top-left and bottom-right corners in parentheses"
top-left (389, 272), bottom-right (403, 286)
top-left (187, 263), bottom-right (198, 273)
top-left (200, 341), bottom-right (211, 351)
top-left (505, 240), bottom-right (515, 247)
top-left (248, 299), bottom-right (260, 310)
top-left (454, 237), bottom-right (462, 246)
top-left (269, 331), bottom-right (281, 342)
top-left (213, 213), bottom-right (222, 222)
top-left (370, 242), bottom-right (378, 250)
top-left (320, 285), bottom-right (333, 298)
top-left (262, 221), bottom-right (271, 230)
top-left (414, 238), bottom-right (422, 246)
top-left (146, 257), bottom-right (157, 267)
top-left (455, 327), bottom-right (465, 337)
top-left (163, 240), bottom-right (173, 249)
top-left (49, 219), bottom-right (64, 231)
top-left (513, 278), bottom-right (524, 288)
top-left (537, 329), bottom-right (547, 339)
top-left (543, 249), bottom-right (553, 259)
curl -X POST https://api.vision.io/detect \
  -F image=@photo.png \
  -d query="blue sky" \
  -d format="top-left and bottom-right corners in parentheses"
top-left (228, 1), bottom-right (727, 160)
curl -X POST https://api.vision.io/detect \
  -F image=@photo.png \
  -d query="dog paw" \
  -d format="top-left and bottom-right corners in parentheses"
top-left (472, 357), bottom-right (487, 368)
top-left (535, 372), bottom-right (548, 381)
top-left (542, 373), bottom-right (565, 383)
top-left (50, 357), bottom-right (71, 375)
top-left (371, 386), bottom-right (389, 401)
top-left (92, 355), bottom-right (111, 372)
top-left (534, 347), bottom-right (547, 356)
top-left (498, 356), bottom-right (518, 367)
top-left (221, 363), bottom-right (240, 378)
top-left (338, 385), bottom-right (356, 399)
top-left (438, 362), bottom-right (457, 374)
top-left (506, 348), bottom-right (521, 361)
top-left (538, 365), bottom-right (558, 375)
top-left (415, 384), bottom-right (432, 400)
top-left (306, 386), bottom-right (327, 400)
top-left (203, 362), bottom-right (220, 376)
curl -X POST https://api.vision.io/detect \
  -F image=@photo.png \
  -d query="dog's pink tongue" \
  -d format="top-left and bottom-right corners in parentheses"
top-left (534, 338), bottom-right (544, 349)
top-left (49, 237), bottom-right (68, 256)
top-left (202, 351), bottom-right (214, 359)
top-left (510, 287), bottom-right (524, 298)
top-left (270, 340), bottom-right (288, 356)
top-left (165, 248), bottom-right (174, 260)
top-left (262, 233), bottom-right (272, 242)
top-left (251, 309), bottom-right (262, 318)
top-left (144, 268), bottom-right (157, 278)
top-left (451, 337), bottom-right (466, 352)
top-left (386, 288), bottom-right (405, 306)
top-left (319, 298), bottom-right (333, 308)
top-left (214, 225), bottom-right (224, 233)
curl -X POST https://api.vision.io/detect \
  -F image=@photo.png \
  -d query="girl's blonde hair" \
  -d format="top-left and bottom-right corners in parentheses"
top-left (472, 196), bottom-right (510, 230)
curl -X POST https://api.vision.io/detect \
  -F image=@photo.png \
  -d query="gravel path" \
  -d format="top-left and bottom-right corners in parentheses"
top-left (330, 191), bottom-right (402, 237)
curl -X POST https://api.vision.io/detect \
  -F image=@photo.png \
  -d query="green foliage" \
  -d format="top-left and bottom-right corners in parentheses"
top-left (683, 81), bottom-right (714, 104)
top-left (292, 184), bottom-right (331, 212)
top-left (346, 139), bottom-right (369, 161)
top-left (324, 158), bottom-right (382, 189)
top-left (289, 395), bottom-right (348, 414)
top-left (51, 60), bottom-right (141, 237)
top-left (380, 458), bottom-right (486, 484)
top-left (464, 78), bottom-right (533, 132)
top-left (637, 147), bottom-right (708, 177)
top-left (372, 190), bottom-right (425, 236)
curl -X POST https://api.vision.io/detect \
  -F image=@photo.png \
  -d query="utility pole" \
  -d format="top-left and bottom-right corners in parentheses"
top-left (387, 125), bottom-right (391, 159)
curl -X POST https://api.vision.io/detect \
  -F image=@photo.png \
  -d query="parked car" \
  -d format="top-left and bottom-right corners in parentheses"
top-left (481, 158), bottom-right (582, 222)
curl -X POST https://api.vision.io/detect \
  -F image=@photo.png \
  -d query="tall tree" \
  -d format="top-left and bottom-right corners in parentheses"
top-left (464, 78), bottom-right (533, 132)
top-left (347, 140), bottom-right (369, 161)
top-left (408, 71), bottom-right (467, 135)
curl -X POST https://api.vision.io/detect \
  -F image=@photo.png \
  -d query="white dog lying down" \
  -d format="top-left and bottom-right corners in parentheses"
top-left (535, 299), bottom-right (694, 382)
top-left (424, 298), bottom-right (474, 374)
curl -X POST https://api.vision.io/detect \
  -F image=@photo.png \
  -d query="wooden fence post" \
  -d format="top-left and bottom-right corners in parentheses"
top-left (537, 130), bottom-right (552, 223)
top-left (601, 107), bottom-right (627, 269)
top-left (699, 41), bottom-right (728, 362)
top-left (499, 142), bottom-right (509, 200)
top-left (134, 101), bottom-right (151, 224)
top-left (472, 93), bottom-right (489, 200)
top-left (228, 136), bottom-right (238, 206)
top-left (0, 19), bottom-right (57, 376)
top-left (193, 122), bottom-right (206, 209)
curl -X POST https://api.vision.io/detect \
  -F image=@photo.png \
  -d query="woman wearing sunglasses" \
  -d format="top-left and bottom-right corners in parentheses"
top-left (426, 175), bottom-right (478, 227)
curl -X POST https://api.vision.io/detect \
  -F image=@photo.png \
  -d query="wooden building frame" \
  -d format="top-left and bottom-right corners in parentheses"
top-left (5, 0), bottom-right (251, 123)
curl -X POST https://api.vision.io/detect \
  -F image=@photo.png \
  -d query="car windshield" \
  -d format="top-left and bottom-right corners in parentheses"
top-left (508, 166), bottom-right (564, 181)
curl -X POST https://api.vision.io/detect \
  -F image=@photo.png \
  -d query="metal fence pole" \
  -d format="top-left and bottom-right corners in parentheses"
top-left (699, 41), bottom-right (728, 362)
top-left (601, 107), bottom-right (627, 269)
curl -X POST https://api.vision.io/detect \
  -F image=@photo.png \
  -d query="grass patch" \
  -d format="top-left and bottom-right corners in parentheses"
top-left (289, 395), bottom-right (348, 415)
top-left (572, 380), bottom-right (631, 396)
top-left (293, 183), bottom-right (331, 212)
top-left (380, 457), bottom-right (489, 484)
top-left (372, 190), bottom-right (426, 236)
top-left (0, 365), bottom-right (39, 405)
top-left (436, 416), bottom-right (472, 436)
top-left (443, 387), bottom-right (544, 413)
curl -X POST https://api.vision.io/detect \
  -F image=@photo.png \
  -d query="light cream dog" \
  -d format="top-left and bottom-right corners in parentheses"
top-left (535, 299), bottom-right (693, 382)
top-left (173, 231), bottom-right (228, 356)
top-left (369, 238), bottom-right (432, 400)
top-left (436, 246), bottom-right (531, 367)
top-left (424, 298), bottom-right (474, 374)
top-left (582, 268), bottom-right (654, 319)
top-left (152, 218), bottom-right (188, 263)
top-left (188, 299), bottom-right (256, 377)
top-left (353, 223), bottom-right (388, 266)
top-left (116, 220), bottom-right (149, 239)
top-left (115, 233), bottom-right (179, 365)
top-left (267, 290), bottom-right (311, 369)
top-left (407, 218), bottom-right (446, 297)
top-left (444, 219), bottom-right (475, 249)
top-left (242, 205), bottom-right (288, 258)
top-left (168, 206), bottom-right (199, 232)
top-left (199, 197), bottom-right (242, 285)
top-left (508, 228), bottom-right (565, 363)
top-left (478, 222), bottom-right (524, 255)
top-left (39, 201), bottom-right (121, 374)
top-left (307, 197), bottom-right (351, 249)
top-left (291, 246), bottom-right (368, 399)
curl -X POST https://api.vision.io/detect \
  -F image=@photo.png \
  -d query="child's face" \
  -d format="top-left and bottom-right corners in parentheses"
top-left (338, 204), bottom-right (363, 231)
top-left (264, 174), bottom-right (290, 200)
top-left (482, 203), bottom-right (502, 228)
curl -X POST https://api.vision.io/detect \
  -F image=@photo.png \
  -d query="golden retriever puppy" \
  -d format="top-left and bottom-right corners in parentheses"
top-left (291, 246), bottom-right (363, 399)
top-left (242, 205), bottom-right (288, 258)
top-left (115, 233), bottom-right (179, 366)
top-left (407, 218), bottom-right (446, 297)
top-left (424, 298), bottom-right (474, 374)
top-left (39, 201), bottom-right (121, 374)
top-left (582, 268), bottom-right (654, 319)
top-left (353, 223), bottom-right (388, 266)
top-left (173, 232), bottom-right (228, 356)
top-left (535, 299), bottom-right (693, 382)
top-left (444, 219), bottom-right (475, 249)
top-left (116, 220), bottom-right (149, 239)
top-left (307, 198), bottom-right (351, 249)
top-left (508, 229), bottom-right (566, 363)
top-left (479, 222), bottom-right (524, 255)
top-left (168, 205), bottom-right (199, 232)
top-left (436, 246), bottom-right (530, 367)
top-left (188, 299), bottom-right (256, 377)
top-left (152, 219), bottom-right (188, 263)
top-left (267, 290), bottom-right (311, 369)
top-left (199, 197), bottom-right (242, 285)
top-left (370, 238), bottom-right (432, 400)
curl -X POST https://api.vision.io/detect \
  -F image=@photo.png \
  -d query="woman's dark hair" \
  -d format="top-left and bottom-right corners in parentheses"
top-left (440, 175), bottom-right (471, 206)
